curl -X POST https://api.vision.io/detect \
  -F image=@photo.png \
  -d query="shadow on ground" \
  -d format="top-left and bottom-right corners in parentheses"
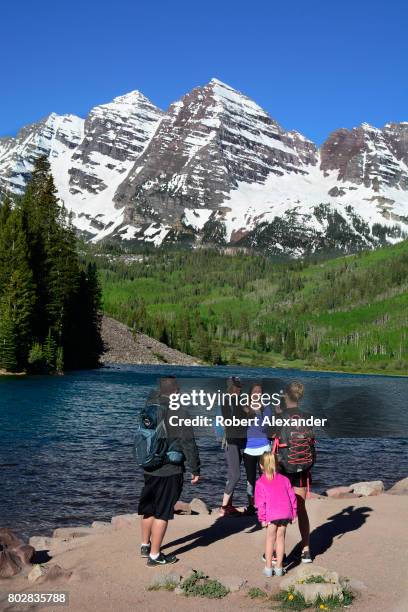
top-left (162, 514), bottom-right (260, 556)
top-left (286, 505), bottom-right (373, 569)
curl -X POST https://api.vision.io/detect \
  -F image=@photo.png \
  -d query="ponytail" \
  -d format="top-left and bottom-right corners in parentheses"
top-left (260, 451), bottom-right (278, 480)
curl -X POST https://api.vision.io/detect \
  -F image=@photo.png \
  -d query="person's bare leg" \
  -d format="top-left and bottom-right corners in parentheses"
top-left (275, 525), bottom-right (286, 568)
top-left (141, 515), bottom-right (154, 545)
top-left (295, 487), bottom-right (310, 549)
top-left (150, 518), bottom-right (169, 556)
top-left (265, 523), bottom-right (277, 569)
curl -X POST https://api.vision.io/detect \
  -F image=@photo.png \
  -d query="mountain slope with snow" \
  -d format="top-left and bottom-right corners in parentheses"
top-left (1, 79), bottom-right (408, 254)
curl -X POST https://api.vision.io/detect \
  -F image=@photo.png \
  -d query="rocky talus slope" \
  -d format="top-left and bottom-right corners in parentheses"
top-left (101, 316), bottom-right (200, 366)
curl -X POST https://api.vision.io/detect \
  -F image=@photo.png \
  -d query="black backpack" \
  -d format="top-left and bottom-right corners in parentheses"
top-left (133, 401), bottom-right (184, 472)
top-left (273, 412), bottom-right (315, 473)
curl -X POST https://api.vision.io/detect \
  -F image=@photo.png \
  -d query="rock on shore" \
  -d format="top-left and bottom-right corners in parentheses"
top-left (101, 316), bottom-right (200, 366)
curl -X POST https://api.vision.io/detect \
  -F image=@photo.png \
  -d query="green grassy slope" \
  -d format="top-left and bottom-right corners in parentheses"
top-left (96, 241), bottom-right (408, 374)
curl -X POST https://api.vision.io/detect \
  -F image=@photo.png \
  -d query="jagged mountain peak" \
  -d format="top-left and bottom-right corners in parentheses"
top-left (98, 89), bottom-right (160, 112)
top-left (1, 82), bottom-right (408, 252)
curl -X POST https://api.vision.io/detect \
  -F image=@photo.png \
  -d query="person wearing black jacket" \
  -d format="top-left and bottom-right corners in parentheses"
top-left (138, 377), bottom-right (200, 566)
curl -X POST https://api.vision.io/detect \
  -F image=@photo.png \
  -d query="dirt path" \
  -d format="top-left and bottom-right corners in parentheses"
top-left (1, 495), bottom-right (407, 611)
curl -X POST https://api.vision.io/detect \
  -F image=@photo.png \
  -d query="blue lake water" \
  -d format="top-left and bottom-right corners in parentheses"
top-left (1, 364), bottom-right (407, 540)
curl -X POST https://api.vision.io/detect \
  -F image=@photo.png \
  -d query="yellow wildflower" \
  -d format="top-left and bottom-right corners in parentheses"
top-left (288, 593), bottom-right (294, 600)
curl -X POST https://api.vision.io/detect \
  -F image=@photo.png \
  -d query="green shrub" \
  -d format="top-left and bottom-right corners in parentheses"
top-left (247, 586), bottom-right (268, 599)
top-left (180, 570), bottom-right (229, 599)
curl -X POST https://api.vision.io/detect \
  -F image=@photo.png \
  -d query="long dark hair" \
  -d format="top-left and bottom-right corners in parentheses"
top-left (244, 382), bottom-right (263, 416)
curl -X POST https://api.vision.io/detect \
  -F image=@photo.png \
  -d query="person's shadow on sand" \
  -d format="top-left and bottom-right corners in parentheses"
top-left (286, 505), bottom-right (373, 569)
top-left (162, 515), bottom-right (260, 556)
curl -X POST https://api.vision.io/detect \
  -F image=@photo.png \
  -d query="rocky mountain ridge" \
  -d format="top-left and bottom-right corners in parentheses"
top-left (1, 79), bottom-right (407, 255)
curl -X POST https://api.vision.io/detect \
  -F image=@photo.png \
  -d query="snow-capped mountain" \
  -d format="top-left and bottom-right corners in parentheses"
top-left (0, 113), bottom-right (83, 194)
top-left (1, 79), bottom-right (408, 255)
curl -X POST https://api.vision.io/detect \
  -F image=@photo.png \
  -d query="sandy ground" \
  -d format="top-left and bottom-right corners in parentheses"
top-left (1, 494), bottom-right (407, 612)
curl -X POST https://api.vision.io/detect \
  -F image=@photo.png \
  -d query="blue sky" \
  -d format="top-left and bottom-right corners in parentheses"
top-left (1, 0), bottom-right (407, 143)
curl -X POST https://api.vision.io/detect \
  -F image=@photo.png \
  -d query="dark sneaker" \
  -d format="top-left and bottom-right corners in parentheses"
top-left (147, 553), bottom-right (178, 567)
top-left (140, 544), bottom-right (151, 558)
top-left (301, 549), bottom-right (312, 563)
top-left (219, 505), bottom-right (241, 517)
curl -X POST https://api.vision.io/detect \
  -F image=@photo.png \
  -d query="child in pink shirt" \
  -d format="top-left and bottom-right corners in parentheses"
top-left (255, 451), bottom-right (297, 577)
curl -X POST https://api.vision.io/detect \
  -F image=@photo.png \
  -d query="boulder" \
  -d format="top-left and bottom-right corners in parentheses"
top-left (29, 564), bottom-right (72, 584)
top-left (280, 564), bottom-right (339, 591)
top-left (29, 536), bottom-right (54, 550)
top-left (327, 491), bottom-right (360, 499)
top-left (91, 521), bottom-right (112, 530)
top-left (174, 501), bottom-right (192, 515)
top-left (325, 486), bottom-right (353, 498)
top-left (38, 564), bottom-right (72, 584)
top-left (0, 550), bottom-right (22, 579)
top-left (296, 564), bottom-right (339, 584)
top-left (0, 529), bottom-right (22, 549)
top-left (222, 575), bottom-right (247, 592)
top-left (295, 582), bottom-right (343, 604)
top-left (47, 536), bottom-right (90, 557)
top-left (280, 565), bottom-right (346, 605)
top-left (53, 527), bottom-right (95, 539)
top-left (343, 578), bottom-right (368, 595)
top-left (307, 492), bottom-right (325, 499)
top-left (351, 480), bottom-right (384, 496)
top-left (190, 498), bottom-right (211, 515)
top-left (28, 564), bottom-right (47, 583)
top-left (0, 530), bottom-right (34, 578)
top-left (386, 477), bottom-right (408, 495)
top-left (12, 545), bottom-right (35, 566)
top-left (111, 514), bottom-right (139, 529)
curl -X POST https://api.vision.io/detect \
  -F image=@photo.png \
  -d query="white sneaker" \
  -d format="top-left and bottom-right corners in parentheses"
top-left (263, 566), bottom-right (273, 577)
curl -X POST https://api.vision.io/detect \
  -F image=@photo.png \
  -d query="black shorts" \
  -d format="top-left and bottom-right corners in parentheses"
top-left (138, 473), bottom-right (183, 521)
top-left (270, 519), bottom-right (291, 526)
top-left (282, 469), bottom-right (312, 489)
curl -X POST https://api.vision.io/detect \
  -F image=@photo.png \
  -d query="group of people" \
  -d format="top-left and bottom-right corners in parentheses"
top-left (137, 376), bottom-right (314, 578)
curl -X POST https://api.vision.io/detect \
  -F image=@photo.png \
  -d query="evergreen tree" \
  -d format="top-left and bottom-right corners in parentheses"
top-left (0, 310), bottom-right (18, 371)
top-left (0, 156), bottom-right (103, 373)
top-left (0, 206), bottom-right (36, 369)
top-left (43, 329), bottom-right (57, 371)
top-left (0, 195), bottom-right (12, 293)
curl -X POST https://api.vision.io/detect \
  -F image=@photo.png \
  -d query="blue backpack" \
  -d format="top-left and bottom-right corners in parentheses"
top-left (133, 401), bottom-right (184, 471)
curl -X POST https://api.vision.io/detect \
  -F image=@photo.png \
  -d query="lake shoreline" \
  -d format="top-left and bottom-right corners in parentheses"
top-left (1, 313), bottom-right (407, 377)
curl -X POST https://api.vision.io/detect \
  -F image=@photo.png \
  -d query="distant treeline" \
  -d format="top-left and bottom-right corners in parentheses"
top-left (0, 157), bottom-right (103, 373)
top-left (94, 241), bottom-right (408, 373)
